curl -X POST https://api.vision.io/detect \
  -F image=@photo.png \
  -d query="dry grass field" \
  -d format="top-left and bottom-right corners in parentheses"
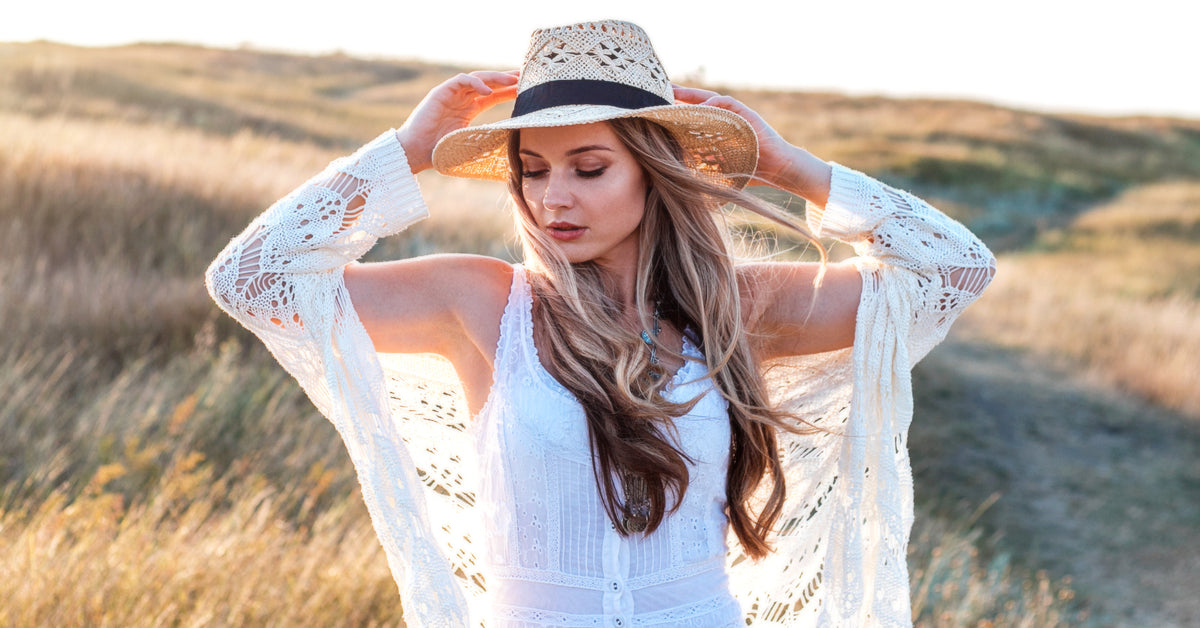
top-left (2, 41), bottom-right (1198, 626)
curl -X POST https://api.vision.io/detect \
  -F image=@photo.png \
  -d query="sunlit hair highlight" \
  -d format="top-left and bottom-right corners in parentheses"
top-left (506, 117), bottom-right (825, 559)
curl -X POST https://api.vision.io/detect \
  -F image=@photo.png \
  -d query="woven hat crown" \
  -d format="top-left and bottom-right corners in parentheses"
top-left (516, 20), bottom-right (672, 104)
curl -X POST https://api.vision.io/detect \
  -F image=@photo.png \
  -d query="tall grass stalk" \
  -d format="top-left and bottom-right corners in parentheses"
top-left (0, 453), bottom-right (402, 627)
top-left (908, 499), bottom-right (1087, 627)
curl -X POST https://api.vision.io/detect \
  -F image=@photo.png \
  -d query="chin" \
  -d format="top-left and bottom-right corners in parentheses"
top-left (561, 251), bottom-right (597, 265)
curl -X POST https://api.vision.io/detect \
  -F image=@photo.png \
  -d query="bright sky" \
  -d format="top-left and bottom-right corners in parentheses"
top-left (5, 0), bottom-right (1196, 119)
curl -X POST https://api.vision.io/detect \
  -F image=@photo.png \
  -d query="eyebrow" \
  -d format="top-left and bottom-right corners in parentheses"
top-left (519, 145), bottom-right (615, 158)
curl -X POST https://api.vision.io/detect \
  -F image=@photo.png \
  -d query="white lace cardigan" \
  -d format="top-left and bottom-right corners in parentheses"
top-left (205, 129), bottom-right (995, 627)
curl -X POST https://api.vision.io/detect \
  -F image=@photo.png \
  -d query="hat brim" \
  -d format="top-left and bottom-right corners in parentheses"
top-left (431, 103), bottom-right (759, 189)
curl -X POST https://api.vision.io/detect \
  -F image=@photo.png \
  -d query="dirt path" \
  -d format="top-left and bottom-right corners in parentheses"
top-left (910, 340), bottom-right (1200, 626)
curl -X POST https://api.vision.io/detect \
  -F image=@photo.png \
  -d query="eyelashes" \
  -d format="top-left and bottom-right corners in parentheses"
top-left (520, 167), bottom-right (608, 179)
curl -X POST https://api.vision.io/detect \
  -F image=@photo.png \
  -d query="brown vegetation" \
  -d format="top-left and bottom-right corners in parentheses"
top-left (960, 181), bottom-right (1200, 416)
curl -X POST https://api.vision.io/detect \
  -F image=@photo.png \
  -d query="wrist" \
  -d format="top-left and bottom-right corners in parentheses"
top-left (774, 145), bottom-right (831, 206)
top-left (394, 127), bottom-right (431, 175)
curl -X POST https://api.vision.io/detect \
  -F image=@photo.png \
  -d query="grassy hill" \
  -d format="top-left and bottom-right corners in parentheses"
top-left (1, 41), bottom-right (1197, 626)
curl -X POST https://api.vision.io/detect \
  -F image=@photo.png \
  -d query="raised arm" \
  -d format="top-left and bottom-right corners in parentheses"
top-left (674, 86), bottom-right (996, 362)
top-left (207, 71), bottom-right (519, 356)
top-left (205, 130), bottom-right (428, 339)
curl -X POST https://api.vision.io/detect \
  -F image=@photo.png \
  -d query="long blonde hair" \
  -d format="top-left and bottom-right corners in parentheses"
top-left (506, 118), bottom-right (824, 559)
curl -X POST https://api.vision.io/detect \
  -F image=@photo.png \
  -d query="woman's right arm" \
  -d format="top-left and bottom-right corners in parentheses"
top-left (205, 128), bottom-right (430, 338)
top-left (206, 72), bottom-right (519, 360)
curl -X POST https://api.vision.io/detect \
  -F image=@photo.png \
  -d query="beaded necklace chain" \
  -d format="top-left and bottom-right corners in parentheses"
top-left (639, 303), bottom-right (662, 375)
top-left (622, 302), bottom-right (662, 533)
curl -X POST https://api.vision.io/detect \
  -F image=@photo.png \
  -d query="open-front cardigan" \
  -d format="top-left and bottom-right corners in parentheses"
top-left (205, 129), bottom-right (995, 627)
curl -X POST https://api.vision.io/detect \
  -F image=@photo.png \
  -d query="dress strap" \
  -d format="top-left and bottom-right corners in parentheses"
top-left (491, 264), bottom-right (530, 382)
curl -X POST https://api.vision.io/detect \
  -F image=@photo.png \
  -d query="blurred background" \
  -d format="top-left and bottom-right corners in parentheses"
top-left (2, 2), bottom-right (1197, 626)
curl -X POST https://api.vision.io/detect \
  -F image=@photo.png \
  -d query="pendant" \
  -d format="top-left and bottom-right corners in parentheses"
top-left (621, 472), bottom-right (650, 533)
top-left (621, 512), bottom-right (648, 534)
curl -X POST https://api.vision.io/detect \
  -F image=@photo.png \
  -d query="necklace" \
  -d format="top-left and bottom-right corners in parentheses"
top-left (623, 302), bottom-right (661, 534)
top-left (621, 473), bottom-right (650, 533)
top-left (639, 302), bottom-right (662, 374)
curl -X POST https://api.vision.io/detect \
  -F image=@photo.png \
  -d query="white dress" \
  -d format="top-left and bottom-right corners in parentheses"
top-left (475, 265), bottom-right (741, 627)
top-left (205, 129), bottom-right (996, 626)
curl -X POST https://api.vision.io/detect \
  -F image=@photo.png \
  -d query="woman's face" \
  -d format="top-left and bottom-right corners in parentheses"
top-left (517, 122), bottom-right (649, 270)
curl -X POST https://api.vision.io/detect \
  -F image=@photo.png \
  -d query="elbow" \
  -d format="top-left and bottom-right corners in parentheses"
top-left (205, 225), bottom-right (268, 315)
top-left (975, 249), bottom-right (998, 297)
top-left (976, 264), bottom-right (997, 298)
top-left (945, 259), bottom-right (996, 300)
top-left (960, 237), bottom-right (997, 298)
top-left (205, 253), bottom-right (241, 314)
top-left (205, 247), bottom-right (299, 333)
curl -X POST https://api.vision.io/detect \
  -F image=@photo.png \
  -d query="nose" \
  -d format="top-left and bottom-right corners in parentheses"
top-left (541, 171), bottom-right (573, 211)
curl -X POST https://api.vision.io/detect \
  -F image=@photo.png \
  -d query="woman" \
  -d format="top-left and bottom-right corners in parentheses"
top-left (207, 20), bottom-right (995, 627)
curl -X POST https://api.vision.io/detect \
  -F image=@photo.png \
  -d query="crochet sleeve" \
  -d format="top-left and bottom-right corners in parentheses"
top-left (808, 162), bottom-right (997, 364)
top-left (735, 164), bottom-right (994, 627)
top-left (206, 130), bottom-right (428, 332)
top-left (205, 130), bottom-right (471, 627)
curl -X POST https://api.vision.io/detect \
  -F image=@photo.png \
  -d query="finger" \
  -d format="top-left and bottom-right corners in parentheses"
top-left (442, 72), bottom-right (494, 97)
top-left (475, 83), bottom-right (520, 108)
top-left (687, 93), bottom-right (741, 114)
top-left (672, 84), bottom-right (720, 104)
top-left (700, 94), bottom-right (745, 111)
top-left (469, 70), bottom-right (521, 87)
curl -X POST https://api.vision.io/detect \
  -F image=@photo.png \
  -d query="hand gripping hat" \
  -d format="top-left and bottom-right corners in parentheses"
top-left (432, 20), bottom-right (758, 187)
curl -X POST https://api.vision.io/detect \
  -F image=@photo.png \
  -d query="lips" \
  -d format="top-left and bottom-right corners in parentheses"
top-left (546, 221), bottom-right (587, 241)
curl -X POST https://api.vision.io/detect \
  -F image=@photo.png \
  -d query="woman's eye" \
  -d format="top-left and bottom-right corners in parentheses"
top-left (522, 169), bottom-right (547, 179)
top-left (577, 167), bottom-right (606, 179)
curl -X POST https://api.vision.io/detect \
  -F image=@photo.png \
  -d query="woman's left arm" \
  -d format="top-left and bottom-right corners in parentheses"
top-left (675, 86), bottom-right (997, 361)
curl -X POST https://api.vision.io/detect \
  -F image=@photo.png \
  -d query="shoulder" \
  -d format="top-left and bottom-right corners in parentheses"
top-left (424, 255), bottom-right (515, 349)
top-left (345, 254), bottom-right (515, 355)
top-left (436, 254), bottom-right (517, 315)
top-left (348, 253), bottom-right (513, 302)
top-left (735, 261), bottom-right (863, 358)
top-left (416, 253), bottom-right (515, 293)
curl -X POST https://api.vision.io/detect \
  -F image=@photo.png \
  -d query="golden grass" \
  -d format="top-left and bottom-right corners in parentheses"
top-left (0, 111), bottom-right (515, 359)
top-left (0, 336), bottom-right (405, 625)
top-left (960, 181), bottom-right (1200, 417)
top-left (0, 454), bottom-right (402, 627)
top-left (1072, 180), bottom-right (1200, 232)
top-left (908, 501), bottom-right (1085, 627)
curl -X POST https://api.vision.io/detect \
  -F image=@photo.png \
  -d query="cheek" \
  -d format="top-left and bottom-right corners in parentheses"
top-left (520, 181), bottom-right (541, 208)
top-left (615, 180), bottom-right (648, 225)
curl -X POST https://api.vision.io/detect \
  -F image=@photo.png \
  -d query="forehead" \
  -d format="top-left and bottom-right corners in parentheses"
top-left (517, 122), bottom-right (626, 156)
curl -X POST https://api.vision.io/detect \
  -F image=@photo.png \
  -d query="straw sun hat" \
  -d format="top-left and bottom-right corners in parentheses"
top-left (431, 19), bottom-right (759, 187)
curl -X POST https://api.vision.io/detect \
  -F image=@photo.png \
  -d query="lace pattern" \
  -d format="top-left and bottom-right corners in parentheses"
top-left (519, 21), bottom-right (670, 102)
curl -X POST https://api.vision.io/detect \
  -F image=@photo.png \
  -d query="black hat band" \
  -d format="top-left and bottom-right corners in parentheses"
top-left (512, 79), bottom-right (672, 117)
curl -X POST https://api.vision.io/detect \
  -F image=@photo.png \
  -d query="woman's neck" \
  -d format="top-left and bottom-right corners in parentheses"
top-left (592, 256), bottom-right (640, 317)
